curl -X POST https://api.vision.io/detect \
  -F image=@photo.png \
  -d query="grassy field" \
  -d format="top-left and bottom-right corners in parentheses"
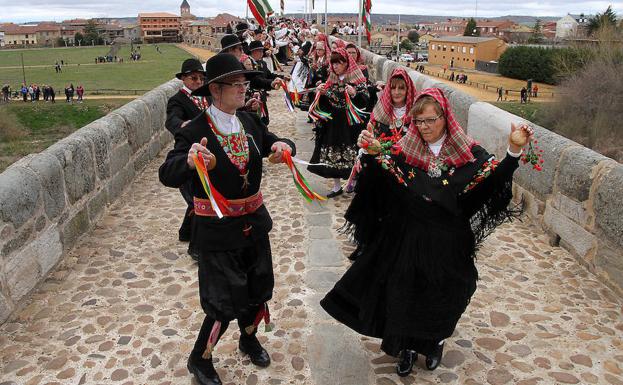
top-left (492, 102), bottom-right (548, 127)
top-left (0, 98), bottom-right (129, 172)
top-left (0, 43), bottom-right (193, 94)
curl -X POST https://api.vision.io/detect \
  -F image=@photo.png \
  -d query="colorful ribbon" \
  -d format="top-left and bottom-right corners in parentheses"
top-left (202, 320), bottom-right (221, 360)
top-left (344, 91), bottom-right (369, 126)
top-left (308, 91), bottom-right (332, 122)
top-left (192, 153), bottom-right (230, 219)
top-left (282, 150), bottom-right (326, 202)
top-left (245, 303), bottom-right (274, 335)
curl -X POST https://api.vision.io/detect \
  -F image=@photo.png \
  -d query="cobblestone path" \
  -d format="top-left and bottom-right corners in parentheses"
top-left (0, 97), bottom-right (622, 385)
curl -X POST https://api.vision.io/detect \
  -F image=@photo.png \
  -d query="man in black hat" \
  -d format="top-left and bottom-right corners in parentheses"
top-left (235, 22), bottom-right (251, 54)
top-left (219, 34), bottom-right (244, 59)
top-left (166, 58), bottom-right (208, 248)
top-left (159, 53), bottom-right (296, 385)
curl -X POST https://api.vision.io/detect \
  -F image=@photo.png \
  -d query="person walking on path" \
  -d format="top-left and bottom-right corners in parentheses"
top-left (76, 85), bottom-right (84, 102)
top-left (497, 86), bottom-right (504, 102)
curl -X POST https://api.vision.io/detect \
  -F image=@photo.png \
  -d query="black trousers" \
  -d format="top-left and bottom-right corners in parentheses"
top-left (178, 180), bottom-right (194, 238)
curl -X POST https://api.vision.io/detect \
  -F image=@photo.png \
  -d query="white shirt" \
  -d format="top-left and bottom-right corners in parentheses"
top-left (182, 85), bottom-right (193, 96)
top-left (208, 104), bottom-right (240, 135)
top-left (428, 133), bottom-right (447, 157)
top-left (393, 106), bottom-right (407, 119)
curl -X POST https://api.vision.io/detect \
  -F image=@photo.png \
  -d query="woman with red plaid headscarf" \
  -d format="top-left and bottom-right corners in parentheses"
top-left (307, 48), bottom-right (370, 197)
top-left (322, 87), bottom-right (534, 378)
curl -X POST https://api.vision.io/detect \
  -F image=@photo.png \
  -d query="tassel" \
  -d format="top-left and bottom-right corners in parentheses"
top-left (307, 91), bottom-right (332, 122)
top-left (343, 91), bottom-right (369, 126)
top-left (202, 320), bottom-right (222, 360)
top-left (282, 151), bottom-right (326, 202)
top-left (263, 304), bottom-right (274, 332)
top-left (245, 303), bottom-right (273, 335)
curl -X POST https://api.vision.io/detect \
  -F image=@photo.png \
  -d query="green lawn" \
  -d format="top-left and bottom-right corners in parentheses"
top-left (0, 98), bottom-right (130, 172)
top-left (0, 44), bottom-right (193, 94)
top-left (492, 102), bottom-right (548, 127)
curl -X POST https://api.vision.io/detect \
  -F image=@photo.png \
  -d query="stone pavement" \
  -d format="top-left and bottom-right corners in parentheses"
top-left (1, 96), bottom-right (622, 385)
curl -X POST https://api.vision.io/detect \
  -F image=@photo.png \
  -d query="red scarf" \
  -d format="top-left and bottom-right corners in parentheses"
top-left (181, 88), bottom-right (209, 111)
top-left (370, 68), bottom-right (416, 127)
top-left (325, 48), bottom-right (367, 87)
top-left (399, 88), bottom-right (477, 171)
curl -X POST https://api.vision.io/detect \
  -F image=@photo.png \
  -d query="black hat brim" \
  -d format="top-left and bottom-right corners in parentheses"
top-left (175, 69), bottom-right (205, 79)
top-left (218, 41), bottom-right (243, 53)
top-left (192, 69), bottom-right (261, 96)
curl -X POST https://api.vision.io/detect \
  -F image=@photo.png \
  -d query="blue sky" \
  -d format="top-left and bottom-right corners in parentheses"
top-left (0, 0), bottom-right (621, 22)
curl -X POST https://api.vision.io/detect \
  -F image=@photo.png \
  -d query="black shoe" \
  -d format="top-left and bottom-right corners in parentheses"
top-left (239, 335), bottom-right (271, 367)
top-left (348, 243), bottom-right (365, 261)
top-left (396, 349), bottom-right (417, 377)
top-left (187, 357), bottom-right (222, 385)
top-left (425, 342), bottom-right (444, 371)
top-left (326, 188), bottom-right (343, 198)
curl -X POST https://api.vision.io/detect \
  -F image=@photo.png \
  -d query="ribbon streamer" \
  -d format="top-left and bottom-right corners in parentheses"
top-left (281, 150), bottom-right (326, 202)
top-left (307, 91), bottom-right (332, 122)
top-left (344, 91), bottom-right (369, 126)
top-left (192, 153), bottom-right (230, 218)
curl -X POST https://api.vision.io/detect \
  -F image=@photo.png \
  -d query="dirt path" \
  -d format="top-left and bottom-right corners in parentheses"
top-left (176, 44), bottom-right (215, 62)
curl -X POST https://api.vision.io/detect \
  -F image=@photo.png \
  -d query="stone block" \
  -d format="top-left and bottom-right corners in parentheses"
top-left (97, 113), bottom-right (129, 146)
top-left (308, 239), bottom-right (343, 267)
top-left (107, 163), bottom-right (135, 202)
top-left (594, 240), bottom-right (623, 292)
top-left (159, 130), bottom-right (174, 150)
top-left (18, 225), bottom-right (63, 276)
top-left (310, 226), bottom-right (332, 239)
top-left (593, 164), bottom-right (623, 248)
top-left (74, 123), bottom-right (113, 181)
top-left (47, 135), bottom-right (97, 205)
top-left (0, 291), bottom-right (13, 324)
top-left (1, 222), bottom-right (33, 257)
top-left (374, 58), bottom-right (387, 83)
top-left (382, 60), bottom-right (399, 82)
top-left (305, 269), bottom-right (339, 290)
top-left (149, 138), bottom-right (162, 160)
top-left (513, 185), bottom-right (543, 219)
top-left (0, 165), bottom-right (42, 229)
top-left (158, 79), bottom-right (182, 98)
top-left (111, 100), bottom-right (152, 152)
top-left (61, 208), bottom-right (90, 251)
top-left (307, 324), bottom-right (373, 385)
top-left (5, 249), bottom-right (40, 302)
top-left (140, 89), bottom-right (168, 135)
top-left (557, 146), bottom-right (609, 202)
top-left (306, 293), bottom-right (334, 321)
top-left (552, 192), bottom-right (589, 227)
top-left (543, 205), bottom-right (596, 259)
top-left (307, 213), bottom-right (331, 226)
top-left (449, 89), bottom-right (477, 132)
top-left (133, 147), bottom-right (150, 172)
top-left (467, 102), bottom-right (515, 158)
top-left (109, 143), bottom-right (131, 176)
top-left (21, 152), bottom-right (66, 220)
top-left (87, 187), bottom-right (109, 222)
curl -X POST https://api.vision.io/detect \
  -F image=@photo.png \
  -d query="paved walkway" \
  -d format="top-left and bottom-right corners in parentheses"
top-left (1, 96), bottom-right (622, 385)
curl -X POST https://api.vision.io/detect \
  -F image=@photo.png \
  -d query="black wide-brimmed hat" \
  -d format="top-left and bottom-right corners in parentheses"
top-left (249, 40), bottom-right (264, 51)
top-left (220, 34), bottom-right (242, 52)
top-left (236, 22), bottom-right (249, 33)
top-left (192, 53), bottom-right (261, 96)
top-left (175, 58), bottom-right (205, 79)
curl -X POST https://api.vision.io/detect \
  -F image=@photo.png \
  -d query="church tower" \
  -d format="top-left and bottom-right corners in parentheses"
top-left (180, 0), bottom-right (191, 17)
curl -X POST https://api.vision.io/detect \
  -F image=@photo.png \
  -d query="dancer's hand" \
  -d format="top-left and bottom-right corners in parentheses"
top-left (358, 130), bottom-right (380, 154)
top-left (269, 141), bottom-right (292, 163)
top-left (509, 123), bottom-right (534, 154)
top-left (345, 85), bottom-right (356, 97)
top-left (188, 137), bottom-right (216, 170)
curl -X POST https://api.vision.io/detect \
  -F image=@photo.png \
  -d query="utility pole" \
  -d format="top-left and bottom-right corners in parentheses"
top-left (21, 53), bottom-right (26, 85)
top-left (357, 0), bottom-right (362, 47)
top-left (324, 0), bottom-right (328, 35)
top-left (396, 14), bottom-right (401, 58)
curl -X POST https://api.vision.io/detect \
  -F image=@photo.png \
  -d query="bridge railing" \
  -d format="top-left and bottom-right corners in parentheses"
top-left (0, 78), bottom-right (182, 324)
top-left (344, 37), bottom-right (623, 297)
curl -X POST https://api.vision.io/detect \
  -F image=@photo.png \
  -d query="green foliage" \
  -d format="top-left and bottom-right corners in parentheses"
top-left (528, 19), bottom-right (544, 44)
top-left (74, 32), bottom-right (84, 46)
top-left (407, 30), bottom-right (419, 43)
top-left (400, 38), bottom-right (414, 51)
top-left (464, 18), bottom-right (479, 36)
top-left (83, 20), bottom-right (103, 45)
top-left (588, 5), bottom-right (619, 36)
top-left (498, 46), bottom-right (558, 84)
top-left (55, 37), bottom-right (67, 47)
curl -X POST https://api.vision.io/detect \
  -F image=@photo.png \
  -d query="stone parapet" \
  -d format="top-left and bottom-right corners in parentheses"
top-left (338, 37), bottom-right (623, 296)
top-left (0, 79), bottom-right (182, 323)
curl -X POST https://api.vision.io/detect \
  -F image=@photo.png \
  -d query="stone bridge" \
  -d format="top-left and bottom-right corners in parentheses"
top-left (0, 49), bottom-right (622, 385)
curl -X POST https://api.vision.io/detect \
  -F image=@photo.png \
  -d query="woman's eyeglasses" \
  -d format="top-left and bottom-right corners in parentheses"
top-left (414, 114), bottom-right (443, 127)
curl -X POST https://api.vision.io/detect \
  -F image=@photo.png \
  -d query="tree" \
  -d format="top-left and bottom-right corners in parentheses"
top-left (528, 19), bottom-right (544, 44)
top-left (464, 18), bottom-right (479, 36)
top-left (588, 5), bottom-right (618, 36)
top-left (407, 29), bottom-right (420, 43)
top-left (498, 46), bottom-right (558, 84)
top-left (83, 20), bottom-right (102, 45)
top-left (74, 32), bottom-right (84, 46)
top-left (400, 38), bottom-right (414, 51)
top-left (55, 37), bottom-right (66, 47)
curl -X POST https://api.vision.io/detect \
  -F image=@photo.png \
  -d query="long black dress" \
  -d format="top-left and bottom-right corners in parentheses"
top-left (321, 146), bottom-right (519, 356)
top-left (307, 82), bottom-right (369, 179)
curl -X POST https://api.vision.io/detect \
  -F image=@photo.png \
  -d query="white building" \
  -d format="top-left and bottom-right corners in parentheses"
top-left (0, 31), bottom-right (5, 47)
top-left (556, 14), bottom-right (590, 40)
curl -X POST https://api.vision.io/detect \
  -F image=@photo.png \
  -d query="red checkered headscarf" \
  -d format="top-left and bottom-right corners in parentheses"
top-left (345, 43), bottom-right (368, 71)
top-left (311, 33), bottom-right (331, 64)
top-left (332, 39), bottom-right (347, 50)
top-left (399, 88), bottom-right (477, 171)
top-left (370, 68), bottom-right (416, 127)
top-left (326, 48), bottom-right (367, 86)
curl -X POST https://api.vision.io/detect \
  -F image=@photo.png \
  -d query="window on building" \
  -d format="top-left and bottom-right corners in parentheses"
top-left (462, 47), bottom-right (466, 53)
top-left (469, 47), bottom-right (474, 54)
top-left (451, 46), bottom-right (455, 52)
top-left (442, 45), bottom-right (446, 51)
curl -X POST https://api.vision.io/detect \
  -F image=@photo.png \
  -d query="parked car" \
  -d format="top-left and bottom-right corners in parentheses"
top-left (399, 53), bottom-right (414, 62)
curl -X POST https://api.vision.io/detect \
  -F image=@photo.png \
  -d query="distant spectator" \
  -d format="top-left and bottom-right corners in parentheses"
top-left (76, 85), bottom-right (84, 102)
top-left (2, 84), bottom-right (10, 102)
top-left (28, 85), bottom-right (35, 101)
top-left (532, 85), bottom-right (538, 98)
top-left (21, 84), bottom-right (28, 102)
top-left (520, 87), bottom-right (528, 104)
top-left (497, 86), bottom-right (503, 102)
top-left (65, 83), bottom-right (75, 103)
top-left (49, 86), bottom-right (56, 103)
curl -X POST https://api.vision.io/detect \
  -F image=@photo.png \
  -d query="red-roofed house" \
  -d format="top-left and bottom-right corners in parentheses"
top-left (138, 12), bottom-right (181, 43)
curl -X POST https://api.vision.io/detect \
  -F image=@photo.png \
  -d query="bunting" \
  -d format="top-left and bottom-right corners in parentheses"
top-left (248, 0), bottom-right (274, 27)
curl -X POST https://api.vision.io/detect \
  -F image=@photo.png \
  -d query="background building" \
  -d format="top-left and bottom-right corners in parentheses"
top-left (428, 36), bottom-right (507, 69)
top-left (138, 12), bottom-right (181, 43)
top-left (556, 14), bottom-right (590, 40)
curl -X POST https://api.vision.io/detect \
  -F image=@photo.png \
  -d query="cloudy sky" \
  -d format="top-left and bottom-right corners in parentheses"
top-left (1, 0), bottom-right (621, 22)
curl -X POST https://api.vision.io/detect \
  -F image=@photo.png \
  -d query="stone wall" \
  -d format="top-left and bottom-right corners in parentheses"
top-left (0, 79), bottom-right (182, 323)
top-left (355, 43), bottom-right (623, 296)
